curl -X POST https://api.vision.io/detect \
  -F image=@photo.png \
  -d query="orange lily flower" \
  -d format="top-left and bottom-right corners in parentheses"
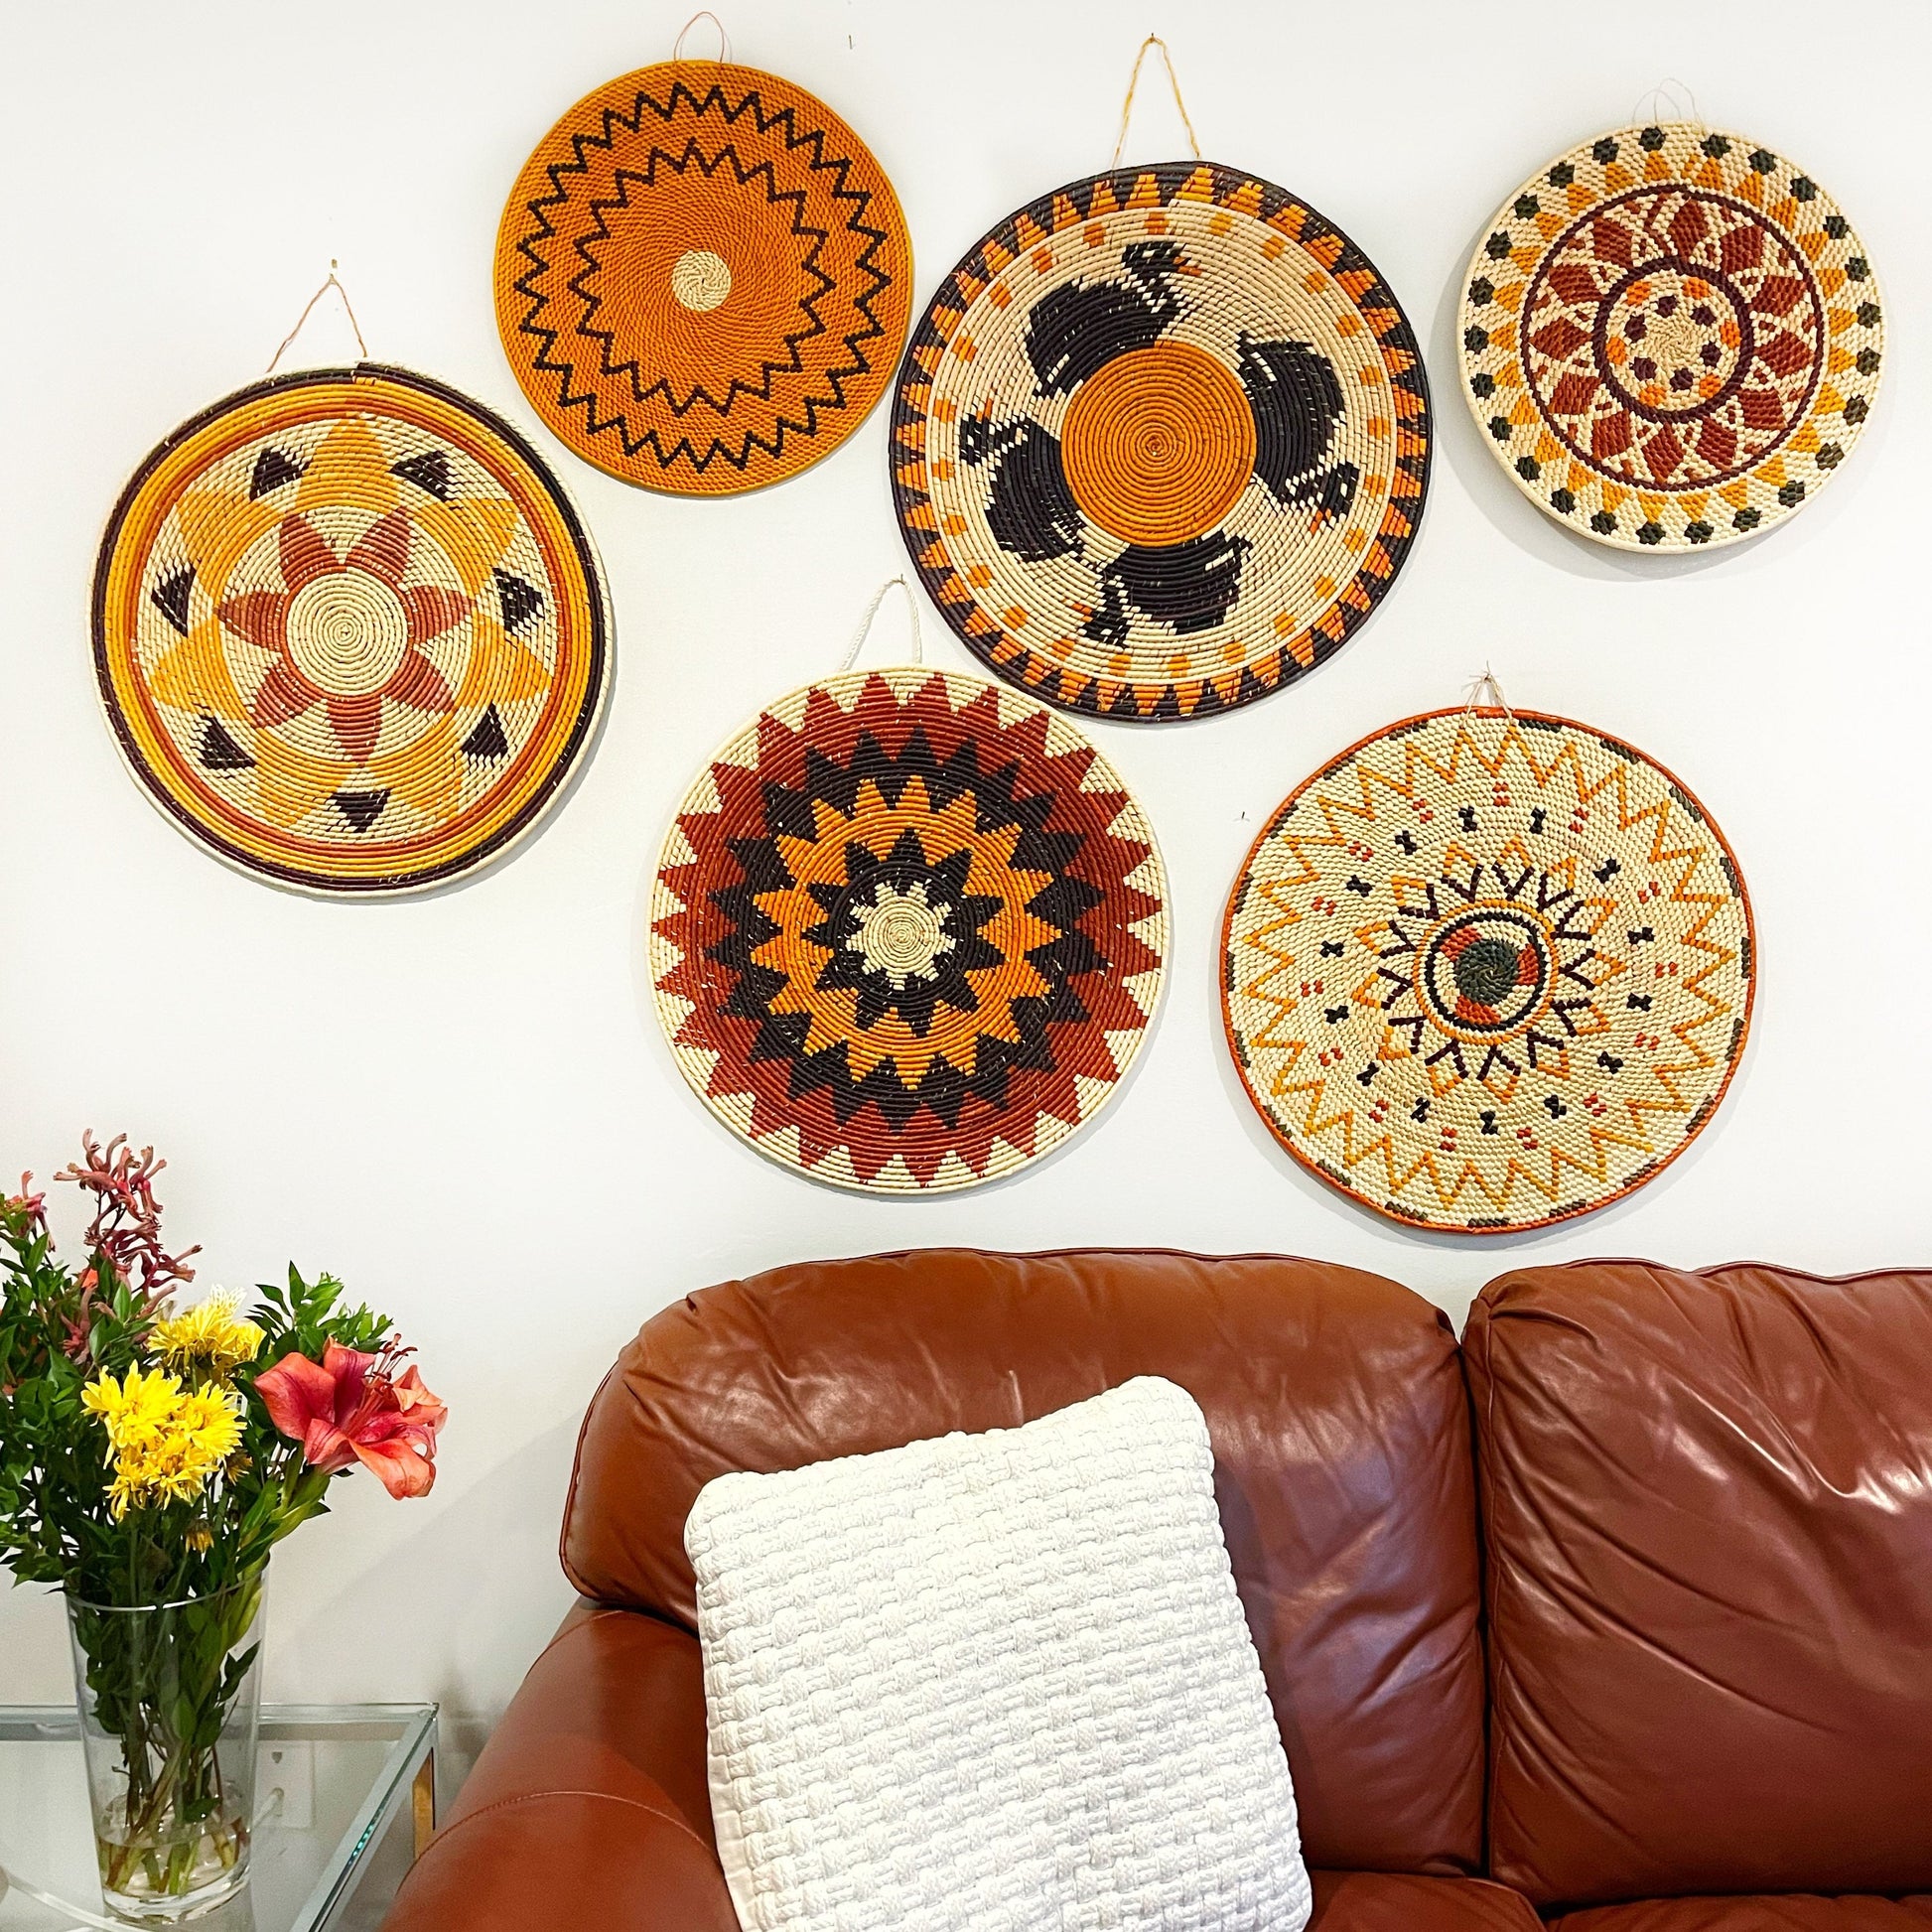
top-left (255, 1339), bottom-right (447, 1499)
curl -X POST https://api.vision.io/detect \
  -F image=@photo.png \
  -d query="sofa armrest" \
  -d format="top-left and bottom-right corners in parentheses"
top-left (381, 1602), bottom-right (737, 1932)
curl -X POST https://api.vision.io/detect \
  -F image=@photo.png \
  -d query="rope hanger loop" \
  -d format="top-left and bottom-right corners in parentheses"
top-left (1460, 666), bottom-right (1517, 723)
top-left (265, 262), bottom-right (369, 374)
top-left (1111, 35), bottom-right (1203, 169)
top-left (1631, 76), bottom-right (1704, 130)
top-left (839, 576), bottom-right (925, 673)
top-left (672, 10), bottom-right (731, 63)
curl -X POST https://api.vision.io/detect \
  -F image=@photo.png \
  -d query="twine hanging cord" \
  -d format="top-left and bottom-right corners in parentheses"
top-left (265, 262), bottom-right (369, 374)
top-left (1461, 668), bottom-right (1516, 720)
top-left (1631, 77), bottom-right (1703, 128)
top-left (672, 10), bottom-right (731, 61)
top-left (1111, 35), bottom-right (1203, 167)
top-left (839, 577), bottom-right (925, 672)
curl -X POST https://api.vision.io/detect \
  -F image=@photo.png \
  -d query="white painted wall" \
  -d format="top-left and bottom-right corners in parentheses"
top-left (2, 0), bottom-right (1926, 1759)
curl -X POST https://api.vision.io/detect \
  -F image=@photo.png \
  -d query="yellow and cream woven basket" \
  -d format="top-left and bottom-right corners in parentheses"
top-left (93, 364), bottom-right (610, 894)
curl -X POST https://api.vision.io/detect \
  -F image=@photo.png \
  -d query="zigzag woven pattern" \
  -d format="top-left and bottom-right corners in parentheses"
top-left (495, 61), bottom-right (912, 494)
top-left (1460, 121), bottom-right (1883, 551)
top-left (893, 162), bottom-right (1430, 720)
top-left (687, 1378), bottom-right (1311, 1932)
top-left (650, 667), bottom-right (1167, 1192)
top-left (1222, 709), bottom-right (1753, 1231)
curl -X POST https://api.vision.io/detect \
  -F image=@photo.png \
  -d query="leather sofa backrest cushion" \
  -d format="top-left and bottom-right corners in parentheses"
top-left (562, 1246), bottom-right (1485, 1876)
top-left (1467, 1261), bottom-right (1932, 1909)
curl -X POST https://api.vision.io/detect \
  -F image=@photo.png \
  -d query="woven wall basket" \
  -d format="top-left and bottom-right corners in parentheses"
top-left (93, 365), bottom-right (610, 895)
top-left (495, 60), bottom-right (912, 495)
top-left (892, 163), bottom-right (1430, 721)
top-left (1460, 121), bottom-right (1883, 551)
top-left (1222, 708), bottom-right (1754, 1231)
top-left (651, 667), bottom-right (1169, 1192)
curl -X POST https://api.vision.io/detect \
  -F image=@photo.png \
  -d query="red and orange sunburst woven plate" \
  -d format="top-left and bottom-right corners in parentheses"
top-left (496, 61), bottom-right (912, 494)
top-left (651, 667), bottom-right (1168, 1191)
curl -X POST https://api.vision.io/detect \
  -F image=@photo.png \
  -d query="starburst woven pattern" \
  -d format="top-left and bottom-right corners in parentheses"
top-left (495, 61), bottom-right (912, 495)
top-left (1223, 709), bottom-right (1753, 1231)
top-left (893, 162), bottom-right (1429, 721)
top-left (92, 365), bottom-right (609, 894)
top-left (1460, 122), bottom-right (1882, 551)
top-left (652, 668), bottom-right (1168, 1192)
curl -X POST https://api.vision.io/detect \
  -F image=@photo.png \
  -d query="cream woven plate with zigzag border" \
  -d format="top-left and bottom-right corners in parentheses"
top-left (1222, 707), bottom-right (1753, 1231)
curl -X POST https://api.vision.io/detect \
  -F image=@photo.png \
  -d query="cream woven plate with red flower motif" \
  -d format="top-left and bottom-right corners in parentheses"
top-left (93, 365), bottom-right (610, 893)
top-left (1459, 121), bottom-right (1882, 551)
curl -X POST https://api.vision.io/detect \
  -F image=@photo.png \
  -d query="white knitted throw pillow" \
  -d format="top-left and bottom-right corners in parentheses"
top-left (685, 1377), bottom-right (1311, 1932)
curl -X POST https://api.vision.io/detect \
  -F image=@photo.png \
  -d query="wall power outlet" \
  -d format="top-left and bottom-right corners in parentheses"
top-left (260, 1740), bottom-right (314, 1831)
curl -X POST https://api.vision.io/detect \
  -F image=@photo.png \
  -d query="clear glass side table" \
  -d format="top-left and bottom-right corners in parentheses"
top-left (0, 1705), bottom-right (437, 1932)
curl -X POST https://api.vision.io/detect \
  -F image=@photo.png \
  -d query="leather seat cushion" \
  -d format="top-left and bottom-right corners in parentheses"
top-left (1553, 1898), bottom-right (1932, 1929)
top-left (1309, 1871), bottom-right (1539, 1928)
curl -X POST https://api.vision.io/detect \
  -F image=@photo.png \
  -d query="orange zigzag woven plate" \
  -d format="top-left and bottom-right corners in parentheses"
top-left (93, 365), bottom-right (610, 895)
top-left (496, 61), bottom-right (912, 495)
top-left (651, 667), bottom-right (1168, 1192)
top-left (893, 162), bottom-right (1430, 720)
top-left (1222, 709), bottom-right (1753, 1231)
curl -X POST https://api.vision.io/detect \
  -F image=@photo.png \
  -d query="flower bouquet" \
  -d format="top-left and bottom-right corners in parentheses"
top-left (0, 1135), bottom-right (446, 1922)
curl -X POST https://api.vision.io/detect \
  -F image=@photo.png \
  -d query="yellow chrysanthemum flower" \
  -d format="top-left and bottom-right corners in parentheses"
top-left (150, 1293), bottom-right (265, 1375)
top-left (80, 1364), bottom-right (183, 1452)
top-left (82, 1367), bottom-right (245, 1519)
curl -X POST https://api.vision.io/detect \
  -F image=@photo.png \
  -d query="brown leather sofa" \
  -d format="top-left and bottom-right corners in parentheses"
top-left (381, 1250), bottom-right (1932, 1929)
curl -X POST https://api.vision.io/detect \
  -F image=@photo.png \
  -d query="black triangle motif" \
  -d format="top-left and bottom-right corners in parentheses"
top-left (493, 568), bottom-right (544, 635)
top-left (391, 450), bottom-right (453, 500)
top-left (249, 447), bottom-right (306, 498)
top-left (332, 789), bottom-right (391, 833)
top-left (461, 704), bottom-right (509, 760)
top-left (150, 565), bottom-right (196, 636)
top-left (199, 717), bottom-right (254, 771)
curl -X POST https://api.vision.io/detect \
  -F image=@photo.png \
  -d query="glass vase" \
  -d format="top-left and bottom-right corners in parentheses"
top-left (65, 1573), bottom-right (267, 1923)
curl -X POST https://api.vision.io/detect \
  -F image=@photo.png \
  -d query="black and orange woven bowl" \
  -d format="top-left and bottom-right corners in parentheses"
top-left (893, 161), bottom-right (1430, 721)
